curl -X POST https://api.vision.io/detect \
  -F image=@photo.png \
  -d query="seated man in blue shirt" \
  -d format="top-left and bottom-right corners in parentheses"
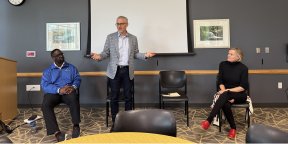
top-left (41, 49), bottom-right (81, 142)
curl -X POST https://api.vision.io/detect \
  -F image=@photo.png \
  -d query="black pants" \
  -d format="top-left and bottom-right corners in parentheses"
top-left (109, 66), bottom-right (132, 123)
top-left (207, 91), bottom-right (247, 129)
top-left (41, 91), bottom-right (80, 135)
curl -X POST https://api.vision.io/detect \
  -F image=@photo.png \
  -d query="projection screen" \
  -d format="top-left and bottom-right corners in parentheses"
top-left (90, 0), bottom-right (188, 54)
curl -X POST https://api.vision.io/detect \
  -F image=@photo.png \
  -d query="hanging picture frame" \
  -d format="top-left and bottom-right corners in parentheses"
top-left (193, 19), bottom-right (230, 48)
top-left (46, 22), bottom-right (80, 51)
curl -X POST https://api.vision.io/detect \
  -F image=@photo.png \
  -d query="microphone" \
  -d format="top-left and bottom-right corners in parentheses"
top-left (28, 115), bottom-right (37, 121)
top-left (24, 115), bottom-right (42, 134)
top-left (84, 54), bottom-right (92, 58)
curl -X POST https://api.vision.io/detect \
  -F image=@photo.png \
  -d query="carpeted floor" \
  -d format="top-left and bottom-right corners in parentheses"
top-left (1, 107), bottom-right (288, 143)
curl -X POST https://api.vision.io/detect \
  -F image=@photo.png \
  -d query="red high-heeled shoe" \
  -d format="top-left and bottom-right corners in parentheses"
top-left (228, 129), bottom-right (236, 139)
top-left (201, 120), bottom-right (210, 130)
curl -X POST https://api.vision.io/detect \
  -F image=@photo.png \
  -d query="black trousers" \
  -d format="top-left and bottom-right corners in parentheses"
top-left (207, 91), bottom-right (247, 129)
top-left (41, 91), bottom-right (80, 135)
top-left (109, 66), bottom-right (132, 122)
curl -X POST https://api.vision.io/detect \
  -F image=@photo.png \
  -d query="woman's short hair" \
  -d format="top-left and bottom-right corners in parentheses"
top-left (229, 48), bottom-right (243, 61)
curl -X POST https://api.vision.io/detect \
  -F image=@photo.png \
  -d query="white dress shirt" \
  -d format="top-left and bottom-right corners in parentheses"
top-left (118, 33), bottom-right (129, 66)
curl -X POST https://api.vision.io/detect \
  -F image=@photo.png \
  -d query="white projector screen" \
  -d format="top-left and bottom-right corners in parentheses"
top-left (90, 0), bottom-right (188, 54)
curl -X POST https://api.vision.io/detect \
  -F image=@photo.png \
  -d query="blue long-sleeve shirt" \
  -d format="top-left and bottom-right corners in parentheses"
top-left (41, 62), bottom-right (81, 94)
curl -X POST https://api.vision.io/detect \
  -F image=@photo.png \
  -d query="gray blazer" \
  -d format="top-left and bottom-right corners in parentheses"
top-left (100, 32), bottom-right (146, 80)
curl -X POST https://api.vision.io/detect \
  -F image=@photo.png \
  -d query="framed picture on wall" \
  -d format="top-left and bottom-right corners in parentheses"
top-left (193, 19), bottom-right (230, 48)
top-left (46, 22), bottom-right (80, 51)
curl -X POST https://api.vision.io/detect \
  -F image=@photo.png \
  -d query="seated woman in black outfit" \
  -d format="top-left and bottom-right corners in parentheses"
top-left (201, 48), bottom-right (249, 139)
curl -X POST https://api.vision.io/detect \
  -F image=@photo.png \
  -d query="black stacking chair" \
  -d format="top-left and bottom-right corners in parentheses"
top-left (216, 74), bottom-right (250, 132)
top-left (0, 136), bottom-right (13, 143)
top-left (159, 71), bottom-right (189, 126)
top-left (106, 78), bottom-right (134, 127)
top-left (0, 120), bottom-right (12, 134)
top-left (111, 109), bottom-right (177, 137)
top-left (246, 124), bottom-right (288, 143)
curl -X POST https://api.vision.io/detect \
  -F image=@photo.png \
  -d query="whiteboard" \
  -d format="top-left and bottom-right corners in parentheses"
top-left (90, 0), bottom-right (188, 54)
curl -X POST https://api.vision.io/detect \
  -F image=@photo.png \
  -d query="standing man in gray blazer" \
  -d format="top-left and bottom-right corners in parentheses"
top-left (91, 16), bottom-right (156, 123)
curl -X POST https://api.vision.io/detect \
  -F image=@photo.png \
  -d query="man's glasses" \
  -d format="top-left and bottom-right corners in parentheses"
top-left (115, 23), bottom-right (127, 26)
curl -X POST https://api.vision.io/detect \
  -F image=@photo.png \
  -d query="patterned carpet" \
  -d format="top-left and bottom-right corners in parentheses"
top-left (1, 107), bottom-right (288, 143)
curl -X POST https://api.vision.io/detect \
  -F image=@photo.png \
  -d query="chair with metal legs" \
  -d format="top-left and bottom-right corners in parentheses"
top-left (159, 71), bottom-right (189, 126)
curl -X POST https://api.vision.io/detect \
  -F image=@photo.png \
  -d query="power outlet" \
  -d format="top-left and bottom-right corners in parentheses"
top-left (265, 47), bottom-right (270, 53)
top-left (256, 48), bottom-right (261, 53)
top-left (278, 82), bottom-right (282, 89)
top-left (26, 85), bottom-right (41, 91)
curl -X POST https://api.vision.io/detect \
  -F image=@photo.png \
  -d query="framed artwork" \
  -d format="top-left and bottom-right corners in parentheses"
top-left (46, 22), bottom-right (80, 51)
top-left (193, 19), bottom-right (230, 48)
